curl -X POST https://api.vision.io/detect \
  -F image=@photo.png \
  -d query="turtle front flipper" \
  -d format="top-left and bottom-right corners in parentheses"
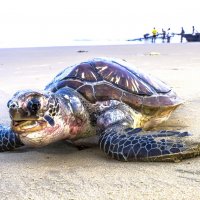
top-left (99, 126), bottom-right (200, 162)
top-left (0, 125), bottom-right (24, 152)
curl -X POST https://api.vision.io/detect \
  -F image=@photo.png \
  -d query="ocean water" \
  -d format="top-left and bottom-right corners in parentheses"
top-left (0, 35), bottom-right (186, 49)
top-left (64, 35), bottom-right (186, 47)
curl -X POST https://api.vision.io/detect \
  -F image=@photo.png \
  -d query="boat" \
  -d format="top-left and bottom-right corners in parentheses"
top-left (127, 33), bottom-right (164, 42)
top-left (183, 33), bottom-right (200, 42)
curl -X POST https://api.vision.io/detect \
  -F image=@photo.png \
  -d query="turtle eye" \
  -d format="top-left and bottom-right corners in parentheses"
top-left (27, 98), bottom-right (41, 114)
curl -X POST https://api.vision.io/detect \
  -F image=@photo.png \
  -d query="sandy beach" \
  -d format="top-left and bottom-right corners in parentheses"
top-left (1, 43), bottom-right (200, 199)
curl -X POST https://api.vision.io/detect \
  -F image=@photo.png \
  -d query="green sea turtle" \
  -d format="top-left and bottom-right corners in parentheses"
top-left (0, 58), bottom-right (200, 162)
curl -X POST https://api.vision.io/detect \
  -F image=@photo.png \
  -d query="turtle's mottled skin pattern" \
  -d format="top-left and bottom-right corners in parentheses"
top-left (0, 125), bottom-right (23, 151)
top-left (99, 128), bottom-right (199, 162)
top-left (1, 58), bottom-right (200, 162)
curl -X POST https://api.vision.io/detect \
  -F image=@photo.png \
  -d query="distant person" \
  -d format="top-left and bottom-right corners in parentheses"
top-left (166, 28), bottom-right (171, 43)
top-left (180, 27), bottom-right (185, 43)
top-left (152, 27), bottom-right (157, 43)
top-left (162, 28), bottom-right (166, 42)
top-left (192, 26), bottom-right (195, 34)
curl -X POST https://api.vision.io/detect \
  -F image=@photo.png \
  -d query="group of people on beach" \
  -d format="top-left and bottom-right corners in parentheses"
top-left (151, 26), bottom-right (197, 43)
top-left (152, 27), bottom-right (172, 43)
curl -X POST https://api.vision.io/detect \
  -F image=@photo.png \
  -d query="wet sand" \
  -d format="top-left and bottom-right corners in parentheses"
top-left (0, 43), bottom-right (200, 199)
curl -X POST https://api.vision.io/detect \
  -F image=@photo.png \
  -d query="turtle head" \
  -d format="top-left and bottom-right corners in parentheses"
top-left (7, 90), bottom-right (74, 147)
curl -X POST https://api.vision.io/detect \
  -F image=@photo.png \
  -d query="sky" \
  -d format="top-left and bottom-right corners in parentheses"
top-left (0, 0), bottom-right (199, 47)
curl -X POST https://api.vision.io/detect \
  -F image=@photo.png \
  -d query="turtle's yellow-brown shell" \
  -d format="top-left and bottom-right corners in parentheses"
top-left (45, 58), bottom-right (182, 113)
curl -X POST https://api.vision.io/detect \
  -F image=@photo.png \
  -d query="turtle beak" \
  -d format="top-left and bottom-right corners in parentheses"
top-left (8, 100), bottom-right (39, 121)
top-left (8, 100), bottom-right (26, 120)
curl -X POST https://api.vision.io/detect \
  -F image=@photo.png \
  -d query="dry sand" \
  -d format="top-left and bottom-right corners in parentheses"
top-left (0, 43), bottom-right (200, 199)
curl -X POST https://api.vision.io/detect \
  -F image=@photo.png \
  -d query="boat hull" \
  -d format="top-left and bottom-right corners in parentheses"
top-left (183, 33), bottom-right (200, 42)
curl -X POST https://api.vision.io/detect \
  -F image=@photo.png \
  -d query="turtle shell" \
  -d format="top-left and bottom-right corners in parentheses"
top-left (45, 58), bottom-right (182, 112)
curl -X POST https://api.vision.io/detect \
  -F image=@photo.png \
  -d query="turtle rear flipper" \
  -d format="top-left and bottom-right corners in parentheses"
top-left (0, 125), bottom-right (24, 152)
top-left (99, 126), bottom-right (200, 162)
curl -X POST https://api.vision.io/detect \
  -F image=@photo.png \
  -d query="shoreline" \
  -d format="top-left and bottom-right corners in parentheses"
top-left (0, 35), bottom-right (186, 49)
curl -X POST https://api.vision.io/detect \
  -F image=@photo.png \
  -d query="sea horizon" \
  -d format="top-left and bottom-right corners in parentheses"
top-left (0, 35), bottom-right (186, 49)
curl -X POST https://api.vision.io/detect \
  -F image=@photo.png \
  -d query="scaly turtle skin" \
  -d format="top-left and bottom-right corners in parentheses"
top-left (1, 58), bottom-right (200, 162)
